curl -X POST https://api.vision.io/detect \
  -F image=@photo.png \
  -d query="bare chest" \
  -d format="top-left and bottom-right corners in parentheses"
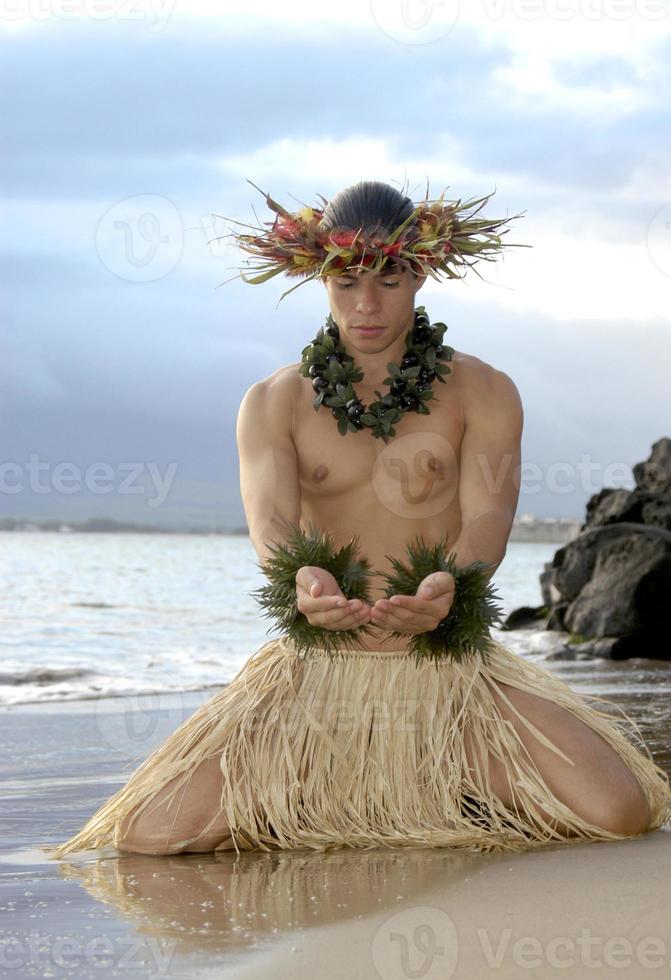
top-left (291, 368), bottom-right (465, 520)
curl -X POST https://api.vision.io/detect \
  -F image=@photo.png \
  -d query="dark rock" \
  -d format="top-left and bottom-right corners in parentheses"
top-left (501, 605), bottom-right (549, 630)
top-left (633, 436), bottom-right (671, 494)
top-left (540, 562), bottom-right (561, 605)
top-left (641, 496), bottom-right (671, 532)
top-left (532, 438), bottom-right (671, 661)
top-left (582, 488), bottom-right (660, 530)
top-left (551, 522), bottom-right (671, 602)
top-left (546, 647), bottom-right (595, 662)
top-left (562, 525), bottom-right (671, 638)
top-left (545, 602), bottom-right (568, 631)
top-left (566, 637), bottom-right (620, 659)
top-left (549, 634), bottom-right (665, 661)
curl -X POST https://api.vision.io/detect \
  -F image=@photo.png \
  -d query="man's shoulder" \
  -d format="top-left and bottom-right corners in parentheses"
top-left (247, 362), bottom-right (302, 398)
top-left (454, 352), bottom-right (523, 435)
top-left (452, 351), bottom-right (519, 397)
top-left (239, 363), bottom-right (302, 426)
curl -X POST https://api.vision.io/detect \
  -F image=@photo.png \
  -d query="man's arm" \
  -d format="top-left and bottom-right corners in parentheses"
top-left (236, 375), bottom-right (302, 564)
top-left (237, 375), bottom-right (372, 632)
top-left (450, 365), bottom-right (524, 577)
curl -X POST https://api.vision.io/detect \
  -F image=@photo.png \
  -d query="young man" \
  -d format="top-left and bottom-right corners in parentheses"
top-left (236, 262), bottom-right (651, 839)
top-left (45, 181), bottom-right (670, 859)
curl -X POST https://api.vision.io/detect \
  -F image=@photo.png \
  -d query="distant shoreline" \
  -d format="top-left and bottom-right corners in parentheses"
top-left (0, 516), bottom-right (582, 544)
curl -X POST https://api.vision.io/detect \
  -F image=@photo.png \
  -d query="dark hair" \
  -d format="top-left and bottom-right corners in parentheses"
top-left (318, 181), bottom-right (417, 277)
top-left (319, 180), bottom-right (416, 238)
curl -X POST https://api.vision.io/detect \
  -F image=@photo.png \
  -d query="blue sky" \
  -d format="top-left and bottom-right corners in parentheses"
top-left (3, 2), bottom-right (670, 528)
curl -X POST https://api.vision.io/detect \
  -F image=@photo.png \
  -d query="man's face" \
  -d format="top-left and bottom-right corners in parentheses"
top-left (322, 264), bottom-right (427, 355)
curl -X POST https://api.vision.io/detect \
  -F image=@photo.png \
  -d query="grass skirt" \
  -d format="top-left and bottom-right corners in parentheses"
top-left (43, 635), bottom-right (671, 859)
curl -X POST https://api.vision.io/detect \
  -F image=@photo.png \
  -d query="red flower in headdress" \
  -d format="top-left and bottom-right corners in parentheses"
top-left (330, 231), bottom-right (358, 248)
top-left (275, 218), bottom-right (302, 240)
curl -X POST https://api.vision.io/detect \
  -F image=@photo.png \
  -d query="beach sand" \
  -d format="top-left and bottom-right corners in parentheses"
top-left (2, 693), bottom-right (671, 979)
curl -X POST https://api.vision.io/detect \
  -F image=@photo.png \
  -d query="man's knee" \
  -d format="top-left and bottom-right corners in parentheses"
top-left (114, 761), bottom-right (232, 855)
top-left (587, 781), bottom-right (651, 837)
top-left (115, 806), bottom-right (182, 855)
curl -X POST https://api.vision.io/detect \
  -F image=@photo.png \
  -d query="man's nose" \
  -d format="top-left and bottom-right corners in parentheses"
top-left (355, 290), bottom-right (381, 315)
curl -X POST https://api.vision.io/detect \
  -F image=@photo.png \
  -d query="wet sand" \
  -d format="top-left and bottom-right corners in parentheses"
top-left (2, 651), bottom-right (671, 979)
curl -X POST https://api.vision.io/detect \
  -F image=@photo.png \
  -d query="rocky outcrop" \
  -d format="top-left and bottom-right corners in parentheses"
top-left (501, 438), bottom-right (671, 660)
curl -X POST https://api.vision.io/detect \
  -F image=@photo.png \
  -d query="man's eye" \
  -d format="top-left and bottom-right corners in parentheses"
top-left (383, 281), bottom-right (399, 288)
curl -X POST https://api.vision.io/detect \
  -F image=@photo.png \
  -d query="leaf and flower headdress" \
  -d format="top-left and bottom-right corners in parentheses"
top-left (214, 179), bottom-right (529, 303)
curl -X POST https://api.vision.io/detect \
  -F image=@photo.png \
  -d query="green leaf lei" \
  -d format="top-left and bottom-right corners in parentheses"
top-left (250, 522), bottom-right (379, 659)
top-left (251, 523), bottom-right (504, 666)
top-left (380, 535), bottom-right (504, 667)
top-left (298, 305), bottom-right (455, 444)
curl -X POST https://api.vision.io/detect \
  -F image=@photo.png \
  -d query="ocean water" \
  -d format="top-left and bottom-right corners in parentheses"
top-left (0, 532), bottom-right (546, 706)
top-left (2, 532), bottom-right (670, 768)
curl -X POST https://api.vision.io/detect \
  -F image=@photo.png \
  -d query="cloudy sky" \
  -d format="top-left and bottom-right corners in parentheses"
top-left (3, 0), bottom-right (670, 528)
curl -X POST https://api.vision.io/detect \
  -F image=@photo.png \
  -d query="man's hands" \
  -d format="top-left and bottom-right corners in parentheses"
top-left (295, 566), bottom-right (371, 631)
top-left (369, 571), bottom-right (456, 635)
top-left (295, 567), bottom-right (456, 635)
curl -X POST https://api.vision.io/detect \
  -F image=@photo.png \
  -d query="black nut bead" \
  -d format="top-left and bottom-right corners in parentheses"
top-left (400, 352), bottom-right (420, 370)
top-left (326, 323), bottom-right (340, 339)
top-left (390, 378), bottom-right (407, 396)
top-left (347, 403), bottom-right (364, 420)
top-left (412, 325), bottom-right (431, 343)
top-left (308, 364), bottom-right (324, 378)
top-left (312, 376), bottom-right (328, 392)
top-left (418, 368), bottom-right (436, 383)
top-left (434, 345), bottom-right (444, 357)
top-left (415, 312), bottom-right (430, 326)
top-left (416, 381), bottom-right (432, 392)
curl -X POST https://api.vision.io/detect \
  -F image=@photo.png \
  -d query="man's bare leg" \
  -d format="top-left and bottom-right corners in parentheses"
top-left (116, 755), bottom-right (233, 855)
top-left (463, 681), bottom-right (651, 838)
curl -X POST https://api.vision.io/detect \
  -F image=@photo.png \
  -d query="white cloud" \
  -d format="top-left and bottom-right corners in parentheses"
top-left (441, 224), bottom-right (671, 321)
top-left (216, 134), bottom-right (475, 188)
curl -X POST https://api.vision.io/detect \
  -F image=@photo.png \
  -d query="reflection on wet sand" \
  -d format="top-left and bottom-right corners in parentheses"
top-left (56, 845), bottom-right (529, 959)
